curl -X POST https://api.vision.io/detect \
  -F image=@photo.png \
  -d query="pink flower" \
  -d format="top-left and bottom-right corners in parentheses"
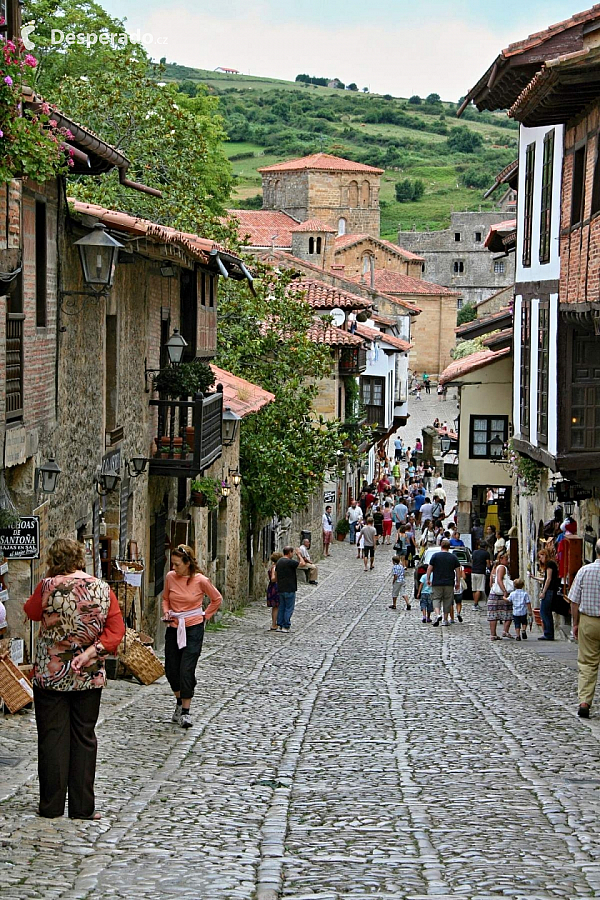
top-left (24, 54), bottom-right (37, 67)
top-left (40, 101), bottom-right (50, 114)
top-left (3, 75), bottom-right (13, 86)
top-left (49, 119), bottom-right (57, 128)
top-left (0, 130), bottom-right (3, 138)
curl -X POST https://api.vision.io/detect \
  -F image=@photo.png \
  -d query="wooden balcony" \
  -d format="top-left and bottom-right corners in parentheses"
top-left (149, 390), bottom-right (223, 477)
top-left (339, 346), bottom-right (367, 376)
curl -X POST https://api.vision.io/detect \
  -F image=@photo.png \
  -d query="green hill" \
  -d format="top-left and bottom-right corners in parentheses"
top-left (165, 64), bottom-right (518, 240)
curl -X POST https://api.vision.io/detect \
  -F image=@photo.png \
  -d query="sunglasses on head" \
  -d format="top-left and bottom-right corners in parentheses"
top-left (176, 545), bottom-right (190, 562)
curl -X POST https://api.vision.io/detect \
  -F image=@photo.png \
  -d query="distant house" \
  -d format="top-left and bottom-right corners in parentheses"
top-left (214, 67), bottom-right (240, 74)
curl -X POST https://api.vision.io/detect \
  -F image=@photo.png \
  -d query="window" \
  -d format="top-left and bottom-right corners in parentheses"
top-left (537, 303), bottom-right (549, 444)
top-left (469, 416), bottom-right (508, 459)
top-left (475, 232), bottom-right (482, 243)
top-left (421, 262), bottom-right (425, 273)
top-left (592, 136), bottom-right (600, 216)
top-left (522, 142), bottom-right (535, 267)
top-left (361, 180), bottom-right (370, 206)
top-left (571, 144), bottom-right (586, 226)
top-left (35, 201), bottom-right (47, 327)
top-left (539, 129), bottom-right (555, 264)
top-left (360, 375), bottom-right (385, 426)
top-left (105, 314), bottom-right (118, 432)
top-left (453, 260), bottom-right (464, 274)
top-left (520, 301), bottom-right (531, 439)
top-left (494, 260), bottom-right (505, 275)
top-left (454, 232), bottom-right (461, 242)
top-left (348, 181), bottom-right (359, 207)
top-left (568, 329), bottom-right (600, 451)
top-left (308, 236), bottom-right (315, 254)
top-left (179, 267), bottom-right (197, 361)
top-left (338, 217), bottom-right (346, 236)
top-left (316, 236), bottom-right (322, 254)
top-left (457, 298), bottom-right (464, 310)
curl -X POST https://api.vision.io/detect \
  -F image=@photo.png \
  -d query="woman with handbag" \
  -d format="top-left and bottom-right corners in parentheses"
top-left (24, 538), bottom-right (125, 819)
top-left (538, 549), bottom-right (560, 641)
top-left (162, 544), bottom-right (222, 728)
top-left (487, 551), bottom-right (514, 641)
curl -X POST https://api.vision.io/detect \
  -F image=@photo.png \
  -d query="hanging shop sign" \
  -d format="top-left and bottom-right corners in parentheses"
top-left (0, 517), bottom-right (40, 559)
top-left (556, 481), bottom-right (593, 503)
top-left (323, 490), bottom-right (336, 505)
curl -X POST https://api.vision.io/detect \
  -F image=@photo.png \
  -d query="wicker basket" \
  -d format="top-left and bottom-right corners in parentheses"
top-left (118, 630), bottom-right (164, 685)
top-left (0, 653), bottom-right (34, 713)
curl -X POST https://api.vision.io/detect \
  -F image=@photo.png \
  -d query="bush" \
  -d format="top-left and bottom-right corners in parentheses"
top-left (447, 127), bottom-right (483, 154)
top-left (235, 193), bottom-right (263, 209)
top-left (457, 302), bottom-right (477, 326)
top-left (409, 95), bottom-right (422, 105)
top-left (153, 360), bottom-right (216, 397)
top-left (395, 178), bottom-right (425, 202)
top-left (336, 518), bottom-right (350, 536)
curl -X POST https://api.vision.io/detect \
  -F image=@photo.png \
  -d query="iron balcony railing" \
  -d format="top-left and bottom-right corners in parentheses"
top-left (149, 389), bottom-right (223, 477)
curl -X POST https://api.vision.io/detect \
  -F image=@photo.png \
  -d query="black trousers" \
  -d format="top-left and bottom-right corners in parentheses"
top-left (33, 686), bottom-right (102, 818)
top-left (164, 622), bottom-right (204, 700)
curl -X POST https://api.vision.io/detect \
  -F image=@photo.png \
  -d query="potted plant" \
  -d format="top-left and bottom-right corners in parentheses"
top-left (336, 518), bottom-right (350, 541)
top-left (190, 476), bottom-right (222, 509)
top-left (153, 360), bottom-right (216, 398)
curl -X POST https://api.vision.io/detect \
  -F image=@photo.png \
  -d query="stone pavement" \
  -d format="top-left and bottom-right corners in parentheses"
top-left (1, 535), bottom-right (599, 900)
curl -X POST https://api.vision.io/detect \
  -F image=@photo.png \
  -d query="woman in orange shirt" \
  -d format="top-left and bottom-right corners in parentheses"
top-left (162, 544), bottom-right (222, 728)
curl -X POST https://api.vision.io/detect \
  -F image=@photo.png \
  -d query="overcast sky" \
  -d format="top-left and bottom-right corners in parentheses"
top-left (99, 0), bottom-right (585, 100)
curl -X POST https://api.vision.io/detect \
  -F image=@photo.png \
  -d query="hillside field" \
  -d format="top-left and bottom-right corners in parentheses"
top-left (166, 64), bottom-right (518, 239)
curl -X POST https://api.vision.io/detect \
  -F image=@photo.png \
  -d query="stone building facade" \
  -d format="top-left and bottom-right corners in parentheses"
top-left (259, 154), bottom-right (383, 237)
top-left (398, 211), bottom-right (516, 309)
top-left (332, 234), bottom-right (423, 280)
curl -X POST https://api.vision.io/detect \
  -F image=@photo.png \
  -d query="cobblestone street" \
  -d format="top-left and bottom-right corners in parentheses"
top-left (2, 525), bottom-right (600, 900)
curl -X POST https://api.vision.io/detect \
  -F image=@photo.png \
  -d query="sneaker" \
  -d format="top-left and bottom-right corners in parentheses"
top-left (282, 628), bottom-right (290, 633)
top-left (441, 621), bottom-right (449, 626)
top-left (180, 712), bottom-right (193, 729)
top-left (171, 705), bottom-right (182, 725)
top-left (426, 618), bottom-right (432, 623)
top-left (473, 603), bottom-right (479, 610)
top-left (522, 631), bottom-right (528, 640)
top-left (422, 616), bottom-right (427, 623)
top-left (578, 705), bottom-right (591, 719)
top-left (432, 615), bottom-right (442, 627)
top-left (388, 605), bottom-right (397, 610)
top-left (276, 627), bottom-right (283, 632)
top-left (457, 614), bottom-right (463, 623)
top-left (515, 635), bottom-right (521, 642)
top-left (405, 604), bottom-right (411, 610)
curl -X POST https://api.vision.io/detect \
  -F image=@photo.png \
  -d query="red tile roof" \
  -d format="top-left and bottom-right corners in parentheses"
top-left (503, 4), bottom-right (600, 58)
top-left (306, 318), bottom-right (365, 347)
top-left (226, 209), bottom-right (298, 249)
top-left (258, 153), bottom-right (384, 175)
top-left (334, 233), bottom-right (424, 261)
top-left (288, 280), bottom-right (372, 311)
top-left (439, 348), bottom-right (511, 385)
top-left (484, 219), bottom-right (517, 249)
top-left (210, 365), bottom-right (275, 418)
top-left (358, 270), bottom-right (458, 296)
top-left (355, 323), bottom-right (412, 352)
top-left (70, 199), bottom-right (241, 265)
top-left (290, 219), bottom-right (337, 233)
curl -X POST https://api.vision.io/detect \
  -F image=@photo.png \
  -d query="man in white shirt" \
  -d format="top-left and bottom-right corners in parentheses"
top-left (322, 505), bottom-right (333, 557)
top-left (346, 500), bottom-right (363, 545)
top-left (296, 539), bottom-right (318, 584)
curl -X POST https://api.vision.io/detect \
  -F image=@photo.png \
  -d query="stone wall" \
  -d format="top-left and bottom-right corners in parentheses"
top-left (375, 292), bottom-right (456, 377)
top-left (398, 212), bottom-right (515, 308)
top-left (334, 237), bottom-right (423, 280)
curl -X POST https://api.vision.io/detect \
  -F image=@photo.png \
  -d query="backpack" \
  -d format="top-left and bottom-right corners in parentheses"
top-left (431, 501), bottom-right (444, 519)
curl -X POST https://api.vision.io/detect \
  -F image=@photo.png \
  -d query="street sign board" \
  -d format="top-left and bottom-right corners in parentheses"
top-left (0, 517), bottom-right (40, 559)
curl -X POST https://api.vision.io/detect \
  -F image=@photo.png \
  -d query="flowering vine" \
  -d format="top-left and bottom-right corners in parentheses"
top-left (1, 26), bottom-right (73, 183)
top-left (505, 438), bottom-right (545, 496)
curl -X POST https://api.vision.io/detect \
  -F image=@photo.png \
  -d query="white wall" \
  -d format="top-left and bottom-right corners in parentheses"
top-left (516, 124), bottom-right (563, 284)
top-left (363, 333), bottom-right (397, 429)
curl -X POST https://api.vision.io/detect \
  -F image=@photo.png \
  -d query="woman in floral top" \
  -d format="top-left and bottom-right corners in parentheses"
top-left (24, 538), bottom-right (124, 819)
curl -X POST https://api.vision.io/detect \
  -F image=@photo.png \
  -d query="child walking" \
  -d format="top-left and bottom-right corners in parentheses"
top-left (417, 571), bottom-right (433, 623)
top-left (507, 578), bottom-right (533, 641)
top-left (389, 555), bottom-right (410, 610)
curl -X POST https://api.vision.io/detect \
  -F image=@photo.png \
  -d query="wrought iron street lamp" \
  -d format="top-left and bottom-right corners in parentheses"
top-left (489, 435), bottom-right (504, 458)
top-left (221, 479), bottom-right (231, 498)
top-left (165, 329), bottom-right (188, 365)
top-left (126, 457), bottom-right (148, 478)
top-left (35, 457), bottom-right (61, 494)
top-left (547, 483), bottom-right (557, 504)
top-left (95, 469), bottom-right (121, 496)
top-left (222, 407), bottom-right (241, 446)
top-left (440, 434), bottom-right (451, 454)
top-left (74, 223), bottom-right (123, 290)
top-left (229, 468), bottom-right (242, 488)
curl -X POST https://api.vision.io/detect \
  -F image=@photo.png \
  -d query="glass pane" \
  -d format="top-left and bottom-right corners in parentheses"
top-left (490, 419), bottom-right (505, 432)
top-left (572, 429), bottom-right (584, 448)
top-left (473, 418), bottom-right (488, 432)
top-left (472, 444), bottom-right (487, 456)
top-left (373, 385), bottom-right (383, 406)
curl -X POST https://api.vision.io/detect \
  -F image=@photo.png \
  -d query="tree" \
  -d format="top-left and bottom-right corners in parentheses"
top-left (347, 83), bottom-right (358, 91)
top-left (426, 93), bottom-right (441, 103)
top-left (179, 79), bottom-right (198, 98)
top-left (408, 95), bottom-right (422, 105)
top-left (447, 127), bottom-right (483, 154)
top-left (48, 53), bottom-right (235, 241)
top-left (216, 263), bottom-right (356, 528)
top-left (362, 87), bottom-right (369, 93)
top-left (456, 303), bottom-right (477, 326)
top-left (395, 178), bottom-right (424, 202)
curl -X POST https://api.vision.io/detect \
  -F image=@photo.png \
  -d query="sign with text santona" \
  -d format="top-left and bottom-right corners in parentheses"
top-left (0, 517), bottom-right (40, 559)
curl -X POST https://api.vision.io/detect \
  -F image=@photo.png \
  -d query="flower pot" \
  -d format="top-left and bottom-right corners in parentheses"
top-left (191, 491), bottom-right (205, 507)
top-left (185, 426), bottom-right (195, 450)
top-left (336, 532), bottom-right (347, 542)
top-left (172, 437), bottom-right (183, 459)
